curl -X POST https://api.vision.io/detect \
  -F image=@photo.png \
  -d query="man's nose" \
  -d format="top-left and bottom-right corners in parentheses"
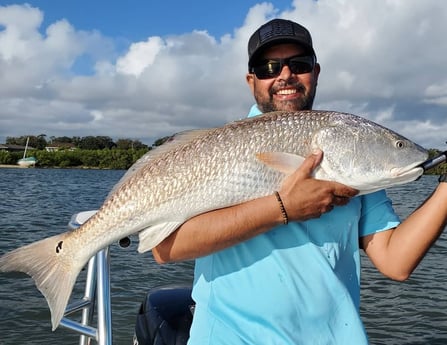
top-left (277, 64), bottom-right (293, 80)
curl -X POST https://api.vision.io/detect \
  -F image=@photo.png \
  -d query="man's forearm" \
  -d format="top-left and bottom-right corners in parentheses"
top-left (363, 182), bottom-right (447, 280)
top-left (152, 194), bottom-right (283, 263)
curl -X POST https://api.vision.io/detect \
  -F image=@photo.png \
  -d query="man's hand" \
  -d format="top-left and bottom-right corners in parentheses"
top-left (278, 149), bottom-right (359, 221)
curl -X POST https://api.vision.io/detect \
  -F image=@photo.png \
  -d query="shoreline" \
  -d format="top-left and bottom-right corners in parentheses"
top-left (0, 164), bottom-right (28, 169)
top-left (0, 164), bottom-right (120, 170)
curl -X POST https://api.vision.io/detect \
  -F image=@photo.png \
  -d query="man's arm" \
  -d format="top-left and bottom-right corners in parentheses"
top-left (152, 150), bottom-right (358, 263)
top-left (362, 181), bottom-right (447, 281)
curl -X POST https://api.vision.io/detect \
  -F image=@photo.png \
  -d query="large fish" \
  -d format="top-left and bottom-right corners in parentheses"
top-left (0, 110), bottom-right (428, 330)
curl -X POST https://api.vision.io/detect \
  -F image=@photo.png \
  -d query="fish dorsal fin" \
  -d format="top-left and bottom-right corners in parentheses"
top-left (137, 222), bottom-right (184, 253)
top-left (256, 152), bottom-right (306, 175)
top-left (107, 129), bottom-right (213, 198)
top-left (144, 129), bottom-right (215, 160)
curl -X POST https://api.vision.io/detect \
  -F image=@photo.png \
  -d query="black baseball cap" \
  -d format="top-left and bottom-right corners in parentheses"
top-left (247, 19), bottom-right (316, 70)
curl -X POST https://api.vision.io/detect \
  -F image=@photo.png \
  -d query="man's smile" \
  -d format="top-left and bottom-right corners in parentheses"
top-left (275, 88), bottom-right (299, 96)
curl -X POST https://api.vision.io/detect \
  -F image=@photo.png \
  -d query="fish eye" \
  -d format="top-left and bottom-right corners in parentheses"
top-left (395, 140), bottom-right (405, 149)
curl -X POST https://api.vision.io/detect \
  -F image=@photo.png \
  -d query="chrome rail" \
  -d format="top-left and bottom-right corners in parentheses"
top-left (60, 210), bottom-right (113, 345)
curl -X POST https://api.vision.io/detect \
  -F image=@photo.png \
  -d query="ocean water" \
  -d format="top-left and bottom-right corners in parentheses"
top-left (0, 168), bottom-right (446, 344)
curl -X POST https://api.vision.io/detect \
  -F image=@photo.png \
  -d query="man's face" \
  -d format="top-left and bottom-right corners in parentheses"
top-left (246, 43), bottom-right (320, 112)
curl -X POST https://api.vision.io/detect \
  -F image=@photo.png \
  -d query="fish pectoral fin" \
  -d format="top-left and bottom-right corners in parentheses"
top-left (137, 222), bottom-right (183, 253)
top-left (256, 152), bottom-right (306, 175)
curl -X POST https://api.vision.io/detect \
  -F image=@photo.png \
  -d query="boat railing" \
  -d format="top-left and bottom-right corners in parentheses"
top-left (60, 210), bottom-right (113, 345)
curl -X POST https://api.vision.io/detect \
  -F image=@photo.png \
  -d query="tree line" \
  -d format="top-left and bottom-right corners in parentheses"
top-left (1, 135), bottom-right (164, 169)
top-left (5, 135), bottom-right (149, 151)
top-left (0, 147), bottom-right (149, 170)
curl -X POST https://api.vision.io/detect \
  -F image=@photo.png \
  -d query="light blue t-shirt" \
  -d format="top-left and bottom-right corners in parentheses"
top-left (188, 105), bottom-right (401, 345)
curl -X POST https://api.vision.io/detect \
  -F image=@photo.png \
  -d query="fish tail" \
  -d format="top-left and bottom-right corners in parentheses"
top-left (0, 232), bottom-right (84, 330)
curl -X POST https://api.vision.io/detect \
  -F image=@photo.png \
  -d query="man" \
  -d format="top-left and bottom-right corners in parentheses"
top-left (152, 19), bottom-right (447, 344)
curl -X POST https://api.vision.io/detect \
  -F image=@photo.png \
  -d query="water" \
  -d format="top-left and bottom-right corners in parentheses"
top-left (0, 168), bottom-right (194, 345)
top-left (361, 178), bottom-right (447, 345)
top-left (0, 169), bottom-right (446, 344)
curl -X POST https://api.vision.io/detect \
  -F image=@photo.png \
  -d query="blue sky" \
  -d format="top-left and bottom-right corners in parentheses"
top-left (0, 0), bottom-right (293, 75)
top-left (0, 0), bottom-right (446, 149)
top-left (5, 1), bottom-right (292, 40)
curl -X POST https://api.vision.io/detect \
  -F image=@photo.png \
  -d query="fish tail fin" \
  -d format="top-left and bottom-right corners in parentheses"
top-left (0, 232), bottom-right (84, 330)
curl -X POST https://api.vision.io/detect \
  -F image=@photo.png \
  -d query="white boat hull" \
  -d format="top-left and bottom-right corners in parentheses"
top-left (17, 157), bottom-right (37, 167)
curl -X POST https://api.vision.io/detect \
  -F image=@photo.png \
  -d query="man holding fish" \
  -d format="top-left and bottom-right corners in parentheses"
top-left (1, 18), bottom-right (446, 344)
top-left (152, 19), bottom-right (447, 344)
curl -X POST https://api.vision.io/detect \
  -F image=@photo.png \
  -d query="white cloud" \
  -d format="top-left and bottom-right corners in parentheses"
top-left (0, 4), bottom-right (43, 60)
top-left (0, 1), bottom-right (446, 150)
top-left (116, 36), bottom-right (164, 77)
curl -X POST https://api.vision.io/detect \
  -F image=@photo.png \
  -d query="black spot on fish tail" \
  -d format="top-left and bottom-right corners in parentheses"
top-left (56, 241), bottom-right (63, 254)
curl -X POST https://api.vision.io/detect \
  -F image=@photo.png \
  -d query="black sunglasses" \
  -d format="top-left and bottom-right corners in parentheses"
top-left (250, 55), bottom-right (316, 80)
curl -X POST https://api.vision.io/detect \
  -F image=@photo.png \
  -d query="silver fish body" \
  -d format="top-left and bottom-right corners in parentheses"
top-left (0, 110), bottom-right (428, 330)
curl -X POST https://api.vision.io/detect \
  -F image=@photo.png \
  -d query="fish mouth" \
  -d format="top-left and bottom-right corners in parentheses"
top-left (390, 160), bottom-right (426, 179)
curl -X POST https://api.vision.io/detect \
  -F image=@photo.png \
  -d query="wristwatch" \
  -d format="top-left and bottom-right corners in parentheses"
top-left (439, 174), bottom-right (447, 183)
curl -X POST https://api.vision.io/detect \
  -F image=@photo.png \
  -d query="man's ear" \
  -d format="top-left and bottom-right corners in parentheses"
top-left (246, 73), bottom-right (255, 93)
top-left (314, 63), bottom-right (321, 80)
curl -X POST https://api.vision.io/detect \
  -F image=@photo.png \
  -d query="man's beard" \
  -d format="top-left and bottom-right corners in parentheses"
top-left (256, 82), bottom-right (316, 113)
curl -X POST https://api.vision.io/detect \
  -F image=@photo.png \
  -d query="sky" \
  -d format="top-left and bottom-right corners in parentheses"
top-left (0, 0), bottom-right (446, 149)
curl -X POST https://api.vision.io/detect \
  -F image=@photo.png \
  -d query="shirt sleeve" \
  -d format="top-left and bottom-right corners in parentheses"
top-left (358, 190), bottom-right (401, 237)
top-left (247, 104), bottom-right (262, 117)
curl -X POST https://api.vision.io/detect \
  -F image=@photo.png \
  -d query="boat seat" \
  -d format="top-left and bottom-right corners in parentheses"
top-left (134, 285), bottom-right (194, 345)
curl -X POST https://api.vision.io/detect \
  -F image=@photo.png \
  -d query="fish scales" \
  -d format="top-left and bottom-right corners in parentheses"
top-left (0, 110), bottom-right (428, 330)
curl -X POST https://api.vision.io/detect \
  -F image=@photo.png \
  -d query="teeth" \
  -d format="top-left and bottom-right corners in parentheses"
top-left (277, 89), bottom-right (296, 95)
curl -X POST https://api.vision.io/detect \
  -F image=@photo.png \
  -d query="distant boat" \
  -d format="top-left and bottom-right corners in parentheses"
top-left (17, 137), bottom-right (37, 167)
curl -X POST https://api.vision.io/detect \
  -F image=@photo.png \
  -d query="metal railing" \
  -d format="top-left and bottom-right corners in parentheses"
top-left (60, 210), bottom-right (113, 345)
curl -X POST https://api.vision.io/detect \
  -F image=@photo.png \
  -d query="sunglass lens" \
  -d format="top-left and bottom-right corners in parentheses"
top-left (288, 61), bottom-right (313, 74)
top-left (253, 61), bottom-right (281, 79)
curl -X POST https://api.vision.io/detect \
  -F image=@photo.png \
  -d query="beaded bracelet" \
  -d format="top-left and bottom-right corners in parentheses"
top-left (274, 191), bottom-right (289, 225)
